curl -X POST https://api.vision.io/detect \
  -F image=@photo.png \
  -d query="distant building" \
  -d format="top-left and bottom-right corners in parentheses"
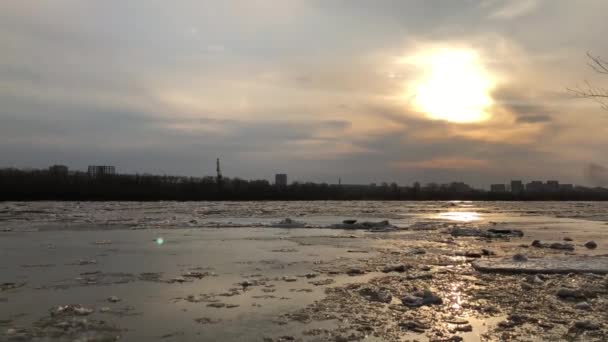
top-left (559, 184), bottom-right (574, 191)
top-left (546, 180), bottom-right (560, 192)
top-left (48, 165), bottom-right (68, 176)
top-left (491, 184), bottom-right (507, 192)
top-left (448, 182), bottom-right (472, 193)
top-left (275, 173), bottom-right (288, 187)
top-left (88, 165), bottom-right (116, 178)
top-left (510, 180), bottom-right (524, 193)
top-left (526, 181), bottom-right (544, 192)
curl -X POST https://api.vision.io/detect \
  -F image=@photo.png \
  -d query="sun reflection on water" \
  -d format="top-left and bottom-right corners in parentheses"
top-left (449, 283), bottom-right (463, 310)
top-left (438, 211), bottom-right (481, 222)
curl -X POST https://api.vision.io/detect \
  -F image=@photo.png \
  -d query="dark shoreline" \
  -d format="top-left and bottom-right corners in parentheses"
top-left (3, 169), bottom-right (608, 202)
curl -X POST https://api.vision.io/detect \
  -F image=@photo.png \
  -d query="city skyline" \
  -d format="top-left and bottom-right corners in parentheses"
top-left (2, 1), bottom-right (608, 187)
top-left (2, 163), bottom-right (598, 191)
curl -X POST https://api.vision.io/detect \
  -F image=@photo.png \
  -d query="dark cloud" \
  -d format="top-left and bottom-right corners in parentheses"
top-left (493, 87), bottom-right (556, 124)
top-left (516, 114), bottom-right (552, 123)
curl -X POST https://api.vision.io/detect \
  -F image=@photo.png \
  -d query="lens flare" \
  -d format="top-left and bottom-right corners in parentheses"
top-left (155, 237), bottom-right (165, 245)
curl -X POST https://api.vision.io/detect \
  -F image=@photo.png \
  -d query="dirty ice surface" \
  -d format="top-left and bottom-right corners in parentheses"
top-left (1, 201), bottom-right (608, 341)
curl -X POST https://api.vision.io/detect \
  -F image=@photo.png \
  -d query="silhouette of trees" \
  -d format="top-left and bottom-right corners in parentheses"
top-left (1, 168), bottom-right (608, 201)
top-left (570, 52), bottom-right (608, 110)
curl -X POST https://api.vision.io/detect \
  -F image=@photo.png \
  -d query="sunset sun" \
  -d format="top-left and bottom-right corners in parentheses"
top-left (405, 48), bottom-right (496, 123)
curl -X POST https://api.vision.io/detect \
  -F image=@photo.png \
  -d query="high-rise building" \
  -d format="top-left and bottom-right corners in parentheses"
top-left (275, 174), bottom-right (288, 187)
top-left (511, 180), bottom-right (524, 193)
top-left (526, 181), bottom-right (544, 192)
top-left (546, 180), bottom-right (560, 191)
top-left (88, 165), bottom-right (116, 178)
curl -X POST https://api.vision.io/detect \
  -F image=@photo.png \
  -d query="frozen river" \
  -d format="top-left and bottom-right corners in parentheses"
top-left (1, 201), bottom-right (607, 341)
top-left (3, 200), bottom-right (608, 231)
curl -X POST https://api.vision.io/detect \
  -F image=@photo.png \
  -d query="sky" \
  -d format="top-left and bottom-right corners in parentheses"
top-left (2, 0), bottom-right (608, 188)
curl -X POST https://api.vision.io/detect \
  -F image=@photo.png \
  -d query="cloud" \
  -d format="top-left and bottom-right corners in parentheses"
top-left (516, 114), bottom-right (552, 123)
top-left (492, 86), bottom-right (558, 126)
top-left (584, 163), bottom-right (608, 186)
top-left (392, 157), bottom-right (491, 170)
top-left (486, 0), bottom-right (543, 19)
top-left (1, 0), bottom-right (608, 186)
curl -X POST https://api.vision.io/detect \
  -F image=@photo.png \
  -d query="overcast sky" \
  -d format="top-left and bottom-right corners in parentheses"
top-left (2, 0), bottom-right (608, 187)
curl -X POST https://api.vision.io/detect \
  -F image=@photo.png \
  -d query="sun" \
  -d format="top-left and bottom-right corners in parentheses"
top-left (404, 48), bottom-right (496, 123)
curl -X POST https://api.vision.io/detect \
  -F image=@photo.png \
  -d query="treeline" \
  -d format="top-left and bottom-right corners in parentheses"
top-left (2, 169), bottom-right (608, 201)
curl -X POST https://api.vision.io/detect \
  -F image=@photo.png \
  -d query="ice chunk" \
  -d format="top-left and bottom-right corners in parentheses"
top-left (473, 256), bottom-right (608, 274)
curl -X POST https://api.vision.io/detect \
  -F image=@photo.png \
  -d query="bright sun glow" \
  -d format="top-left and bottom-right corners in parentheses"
top-left (405, 48), bottom-right (495, 123)
top-left (437, 211), bottom-right (480, 222)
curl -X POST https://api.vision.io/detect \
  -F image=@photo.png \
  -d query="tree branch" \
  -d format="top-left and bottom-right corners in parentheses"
top-left (587, 52), bottom-right (608, 75)
top-left (569, 54), bottom-right (608, 110)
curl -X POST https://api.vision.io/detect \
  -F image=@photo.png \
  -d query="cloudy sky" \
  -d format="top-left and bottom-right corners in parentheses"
top-left (2, 0), bottom-right (608, 187)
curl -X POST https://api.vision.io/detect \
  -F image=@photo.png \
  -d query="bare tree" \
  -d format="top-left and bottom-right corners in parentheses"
top-left (569, 52), bottom-right (608, 110)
